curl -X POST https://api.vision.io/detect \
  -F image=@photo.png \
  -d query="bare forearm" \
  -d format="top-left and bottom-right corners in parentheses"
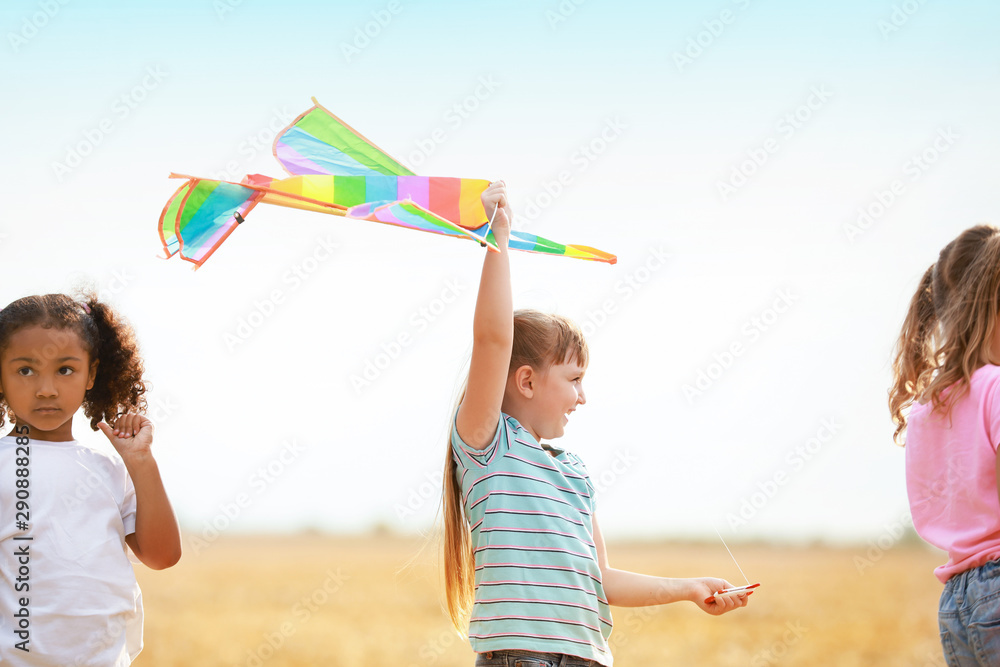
top-left (602, 567), bottom-right (696, 607)
top-left (473, 242), bottom-right (512, 346)
top-left (123, 454), bottom-right (182, 570)
top-left (593, 517), bottom-right (747, 615)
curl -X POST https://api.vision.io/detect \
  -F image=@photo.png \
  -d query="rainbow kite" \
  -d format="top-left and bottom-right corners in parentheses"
top-left (159, 98), bottom-right (617, 268)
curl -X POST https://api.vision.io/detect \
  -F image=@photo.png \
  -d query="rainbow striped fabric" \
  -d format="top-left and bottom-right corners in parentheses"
top-left (159, 99), bottom-right (616, 268)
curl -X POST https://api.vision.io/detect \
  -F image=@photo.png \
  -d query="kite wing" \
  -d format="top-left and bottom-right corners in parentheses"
top-left (273, 98), bottom-right (414, 178)
top-left (158, 176), bottom-right (263, 267)
top-left (348, 199), bottom-right (496, 248)
top-left (471, 227), bottom-right (617, 264)
top-left (506, 230), bottom-right (617, 264)
top-left (159, 173), bottom-right (355, 268)
top-left (346, 201), bottom-right (615, 262)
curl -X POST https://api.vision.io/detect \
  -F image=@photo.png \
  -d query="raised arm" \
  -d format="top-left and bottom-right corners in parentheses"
top-left (455, 181), bottom-right (513, 450)
top-left (594, 515), bottom-right (749, 615)
top-left (100, 414), bottom-right (182, 570)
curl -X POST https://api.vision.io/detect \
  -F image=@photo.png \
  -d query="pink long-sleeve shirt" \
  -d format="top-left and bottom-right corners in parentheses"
top-left (907, 364), bottom-right (1000, 583)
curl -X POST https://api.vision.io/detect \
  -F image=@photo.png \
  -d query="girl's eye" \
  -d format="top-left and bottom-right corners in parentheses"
top-left (58, 366), bottom-right (75, 376)
top-left (16, 367), bottom-right (33, 377)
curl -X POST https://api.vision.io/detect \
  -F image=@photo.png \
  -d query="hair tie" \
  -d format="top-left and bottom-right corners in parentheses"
top-left (81, 302), bottom-right (91, 314)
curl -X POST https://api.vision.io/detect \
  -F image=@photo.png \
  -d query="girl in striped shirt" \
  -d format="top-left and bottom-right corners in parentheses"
top-left (443, 181), bottom-right (750, 666)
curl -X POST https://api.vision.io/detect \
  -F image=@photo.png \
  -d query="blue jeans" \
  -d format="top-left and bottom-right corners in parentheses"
top-left (475, 650), bottom-right (601, 667)
top-left (940, 559), bottom-right (1000, 665)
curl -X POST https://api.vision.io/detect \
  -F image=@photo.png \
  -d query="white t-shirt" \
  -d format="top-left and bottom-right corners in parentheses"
top-left (0, 434), bottom-right (142, 666)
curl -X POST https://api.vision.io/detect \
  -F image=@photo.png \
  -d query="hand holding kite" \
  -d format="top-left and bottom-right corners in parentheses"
top-left (481, 180), bottom-right (511, 246)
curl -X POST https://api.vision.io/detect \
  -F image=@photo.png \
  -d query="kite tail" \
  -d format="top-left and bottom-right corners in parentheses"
top-left (159, 174), bottom-right (263, 269)
top-left (503, 229), bottom-right (617, 264)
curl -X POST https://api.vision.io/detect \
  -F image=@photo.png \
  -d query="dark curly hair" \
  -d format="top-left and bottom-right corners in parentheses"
top-left (0, 293), bottom-right (147, 430)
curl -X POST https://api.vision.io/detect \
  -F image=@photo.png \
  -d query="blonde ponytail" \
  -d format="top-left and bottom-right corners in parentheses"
top-left (441, 309), bottom-right (588, 630)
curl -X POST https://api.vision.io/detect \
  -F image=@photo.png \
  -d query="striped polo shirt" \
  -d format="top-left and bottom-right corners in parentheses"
top-left (451, 413), bottom-right (613, 665)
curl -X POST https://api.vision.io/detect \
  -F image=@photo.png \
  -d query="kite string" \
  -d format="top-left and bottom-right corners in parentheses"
top-left (715, 527), bottom-right (751, 585)
top-left (485, 201), bottom-right (499, 243)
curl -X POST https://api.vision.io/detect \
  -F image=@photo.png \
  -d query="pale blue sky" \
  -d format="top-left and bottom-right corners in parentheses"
top-left (2, 0), bottom-right (999, 545)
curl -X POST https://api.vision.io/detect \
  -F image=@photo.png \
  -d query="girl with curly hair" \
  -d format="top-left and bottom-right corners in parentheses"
top-left (0, 293), bottom-right (181, 666)
top-left (890, 224), bottom-right (1000, 666)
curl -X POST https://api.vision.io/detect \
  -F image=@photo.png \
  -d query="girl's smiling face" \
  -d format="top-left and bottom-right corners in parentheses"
top-left (531, 358), bottom-right (587, 441)
top-left (0, 325), bottom-right (97, 442)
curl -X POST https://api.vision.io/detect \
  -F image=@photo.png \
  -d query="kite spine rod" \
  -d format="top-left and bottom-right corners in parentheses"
top-left (167, 172), bottom-right (349, 216)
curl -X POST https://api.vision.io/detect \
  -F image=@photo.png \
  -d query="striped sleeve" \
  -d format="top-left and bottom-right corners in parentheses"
top-left (451, 414), bottom-right (509, 471)
top-left (566, 452), bottom-right (597, 510)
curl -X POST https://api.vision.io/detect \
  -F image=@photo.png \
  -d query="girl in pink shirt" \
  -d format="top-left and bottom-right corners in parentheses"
top-left (890, 224), bottom-right (1000, 666)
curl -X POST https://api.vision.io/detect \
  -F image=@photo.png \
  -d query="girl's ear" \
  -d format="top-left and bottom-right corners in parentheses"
top-left (513, 364), bottom-right (535, 399)
top-left (87, 359), bottom-right (99, 391)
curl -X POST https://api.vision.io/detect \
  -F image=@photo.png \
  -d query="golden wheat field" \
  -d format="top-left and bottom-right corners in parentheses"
top-left (131, 534), bottom-right (945, 667)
